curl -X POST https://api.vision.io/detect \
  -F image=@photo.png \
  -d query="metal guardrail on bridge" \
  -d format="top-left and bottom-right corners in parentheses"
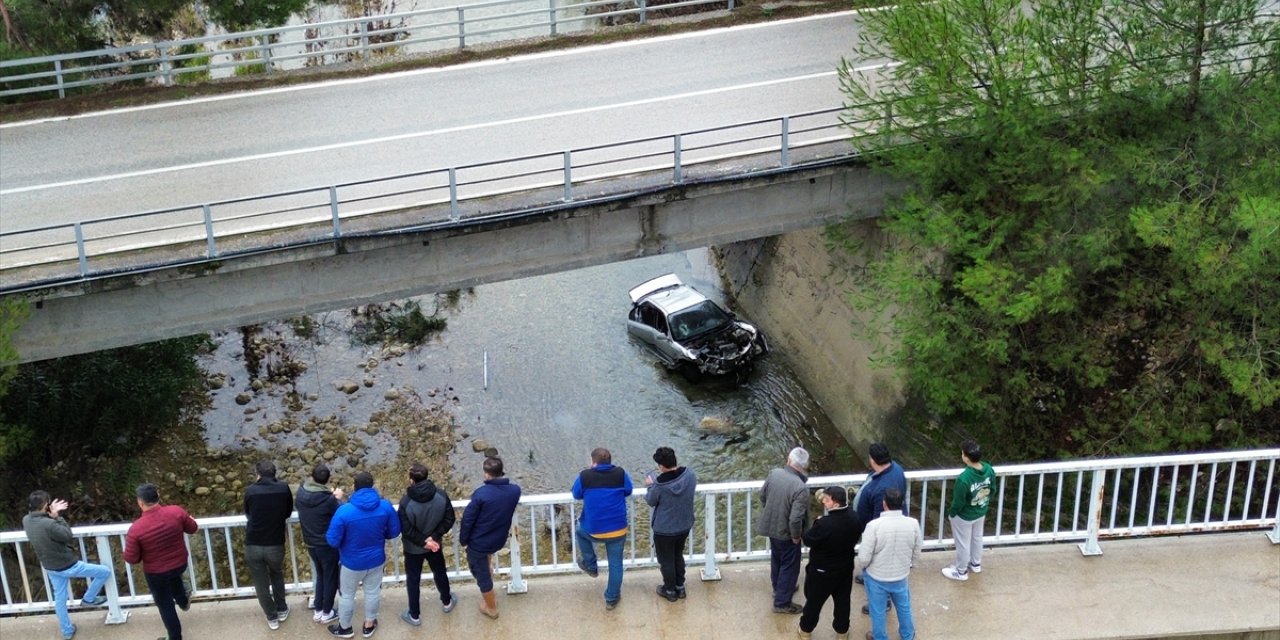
top-left (2, 448), bottom-right (1277, 621)
top-left (0, 0), bottom-right (739, 100)
top-left (0, 105), bottom-right (861, 294)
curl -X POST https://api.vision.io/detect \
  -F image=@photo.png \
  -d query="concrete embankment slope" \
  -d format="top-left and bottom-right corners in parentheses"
top-left (2, 533), bottom-right (1276, 639)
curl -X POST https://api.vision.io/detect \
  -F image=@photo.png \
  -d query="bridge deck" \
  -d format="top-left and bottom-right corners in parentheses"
top-left (3, 532), bottom-right (1277, 640)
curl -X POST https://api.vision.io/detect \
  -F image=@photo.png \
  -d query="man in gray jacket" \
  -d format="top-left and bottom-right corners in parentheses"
top-left (644, 446), bottom-right (697, 603)
top-left (23, 490), bottom-right (114, 640)
top-left (755, 447), bottom-right (811, 614)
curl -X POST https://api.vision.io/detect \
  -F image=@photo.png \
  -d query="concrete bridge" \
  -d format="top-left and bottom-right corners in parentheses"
top-left (3, 451), bottom-right (1278, 639)
top-left (1, 533), bottom-right (1277, 640)
top-left (6, 155), bottom-right (906, 363)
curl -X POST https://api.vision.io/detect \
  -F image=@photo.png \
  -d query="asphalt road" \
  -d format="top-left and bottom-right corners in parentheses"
top-left (0, 12), bottom-right (884, 233)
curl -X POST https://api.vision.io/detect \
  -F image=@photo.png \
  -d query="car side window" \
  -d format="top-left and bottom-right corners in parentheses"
top-left (639, 303), bottom-right (667, 334)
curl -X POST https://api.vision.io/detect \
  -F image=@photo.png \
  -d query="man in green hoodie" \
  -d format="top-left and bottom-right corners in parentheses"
top-left (941, 440), bottom-right (996, 581)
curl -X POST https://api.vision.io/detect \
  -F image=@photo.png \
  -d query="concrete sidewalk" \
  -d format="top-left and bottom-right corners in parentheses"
top-left (3, 532), bottom-right (1277, 640)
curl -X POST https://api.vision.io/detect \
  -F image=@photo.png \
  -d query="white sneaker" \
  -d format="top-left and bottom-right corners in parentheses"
top-left (267, 618), bottom-right (280, 630)
top-left (941, 566), bottom-right (969, 581)
top-left (313, 610), bottom-right (324, 622)
top-left (968, 562), bottom-right (982, 573)
top-left (317, 610), bottom-right (339, 624)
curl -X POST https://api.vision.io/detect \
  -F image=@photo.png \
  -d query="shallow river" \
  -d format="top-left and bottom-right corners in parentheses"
top-left (198, 249), bottom-right (861, 495)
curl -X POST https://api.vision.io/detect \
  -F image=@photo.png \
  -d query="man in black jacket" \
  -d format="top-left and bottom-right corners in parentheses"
top-left (397, 462), bottom-right (457, 627)
top-left (296, 463), bottom-right (344, 624)
top-left (797, 486), bottom-right (864, 640)
top-left (244, 460), bottom-right (295, 630)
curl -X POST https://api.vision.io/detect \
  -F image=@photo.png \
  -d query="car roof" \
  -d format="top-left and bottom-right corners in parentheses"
top-left (629, 274), bottom-right (709, 314)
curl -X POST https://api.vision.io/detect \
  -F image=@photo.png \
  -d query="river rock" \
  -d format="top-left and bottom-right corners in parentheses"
top-left (244, 406), bottom-right (259, 415)
top-left (235, 393), bottom-right (252, 405)
top-left (194, 487), bottom-right (211, 495)
top-left (484, 447), bottom-right (499, 458)
top-left (214, 475), bottom-right (225, 484)
top-left (363, 377), bottom-right (376, 388)
top-left (323, 451), bottom-right (337, 461)
top-left (250, 379), bottom-right (265, 392)
top-left (207, 374), bottom-right (226, 390)
top-left (384, 388), bottom-right (402, 401)
top-left (307, 393), bottom-right (319, 401)
top-left (472, 439), bottom-right (490, 452)
top-left (334, 380), bottom-right (359, 394)
top-left (301, 448), bottom-right (318, 463)
top-left (699, 416), bottom-right (734, 432)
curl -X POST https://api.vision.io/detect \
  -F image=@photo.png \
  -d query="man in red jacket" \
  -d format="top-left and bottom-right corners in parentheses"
top-left (124, 483), bottom-right (198, 640)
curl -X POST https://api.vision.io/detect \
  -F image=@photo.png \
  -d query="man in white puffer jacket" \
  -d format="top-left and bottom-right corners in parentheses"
top-left (855, 488), bottom-right (922, 640)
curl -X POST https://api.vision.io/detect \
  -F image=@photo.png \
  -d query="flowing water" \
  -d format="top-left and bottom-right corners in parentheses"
top-left (197, 248), bottom-right (861, 494)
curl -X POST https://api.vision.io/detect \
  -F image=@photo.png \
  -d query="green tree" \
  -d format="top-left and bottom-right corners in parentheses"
top-left (837, 0), bottom-right (1280, 458)
top-left (206, 0), bottom-right (315, 32)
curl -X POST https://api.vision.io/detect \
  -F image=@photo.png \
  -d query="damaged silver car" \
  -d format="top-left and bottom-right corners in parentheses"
top-left (627, 274), bottom-right (769, 379)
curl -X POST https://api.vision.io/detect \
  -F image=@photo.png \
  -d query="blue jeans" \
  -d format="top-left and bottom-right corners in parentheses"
top-left (575, 527), bottom-right (626, 603)
top-left (768, 537), bottom-right (801, 608)
top-left (864, 573), bottom-right (915, 640)
top-left (49, 561), bottom-right (113, 637)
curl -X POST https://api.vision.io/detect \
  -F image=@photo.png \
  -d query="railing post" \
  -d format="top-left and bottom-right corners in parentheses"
top-left (506, 525), bottom-right (528, 594)
top-left (673, 134), bottom-right (683, 184)
top-left (158, 45), bottom-right (173, 87)
top-left (329, 186), bottom-right (342, 238)
top-left (563, 151), bottom-right (573, 201)
top-left (780, 116), bottom-right (791, 168)
top-left (74, 222), bottom-right (88, 277)
top-left (359, 22), bottom-right (370, 59)
top-left (1078, 469), bottom-right (1105, 556)
top-left (640, 0), bottom-right (648, 24)
top-left (54, 59), bottom-right (66, 99)
top-left (93, 535), bottom-right (129, 625)
top-left (700, 493), bottom-right (721, 581)
top-left (457, 8), bottom-right (467, 49)
top-left (549, 0), bottom-right (558, 36)
top-left (1269, 517), bottom-right (1280, 544)
top-left (259, 35), bottom-right (273, 72)
top-left (448, 168), bottom-right (461, 221)
top-left (202, 204), bottom-right (218, 258)
top-left (728, 0), bottom-right (735, 10)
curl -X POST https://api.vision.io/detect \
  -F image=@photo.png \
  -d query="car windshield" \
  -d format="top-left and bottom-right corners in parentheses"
top-left (668, 301), bottom-right (733, 341)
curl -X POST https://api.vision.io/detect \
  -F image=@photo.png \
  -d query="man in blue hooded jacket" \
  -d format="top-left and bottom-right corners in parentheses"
top-left (573, 447), bottom-right (633, 610)
top-left (325, 471), bottom-right (400, 639)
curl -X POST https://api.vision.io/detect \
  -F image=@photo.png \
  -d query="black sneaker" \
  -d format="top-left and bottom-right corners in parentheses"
top-left (675, 585), bottom-right (687, 599)
top-left (656, 585), bottom-right (679, 603)
top-left (576, 559), bottom-right (598, 578)
top-left (328, 623), bottom-right (355, 638)
top-left (773, 602), bottom-right (803, 614)
top-left (605, 599), bottom-right (619, 611)
top-left (361, 620), bottom-right (377, 638)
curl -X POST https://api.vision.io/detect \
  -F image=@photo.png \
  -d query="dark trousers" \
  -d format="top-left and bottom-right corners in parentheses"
top-left (145, 565), bottom-right (189, 640)
top-left (799, 562), bottom-right (854, 634)
top-left (769, 537), bottom-right (802, 608)
top-left (404, 550), bottom-right (452, 617)
top-left (653, 531), bottom-right (689, 591)
top-left (246, 544), bottom-right (287, 620)
top-left (309, 545), bottom-right (340, 614)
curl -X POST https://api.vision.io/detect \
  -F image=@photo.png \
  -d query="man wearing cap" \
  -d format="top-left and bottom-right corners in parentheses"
top-left (797, 486), bottom-right (864, 640)
top-left (756, 446), bottom-right (811, 614)
top-left (856, 488), bottom-right (922, 640)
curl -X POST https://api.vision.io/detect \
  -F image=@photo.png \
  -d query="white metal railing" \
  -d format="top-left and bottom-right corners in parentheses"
top-left (1, 448), bottom-right (1276, 619)
top-left (0, 105), bottom-right (858, 293)
top-left (0, 0), bottom-right (738, 99)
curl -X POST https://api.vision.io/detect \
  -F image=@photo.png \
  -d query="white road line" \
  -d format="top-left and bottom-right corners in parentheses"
top-left (1, 70), bottom-right (849, 196)
top-left (0, 11), bottom-right (871, 130)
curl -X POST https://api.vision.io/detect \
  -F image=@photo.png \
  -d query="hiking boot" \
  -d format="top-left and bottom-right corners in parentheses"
top-left (773, 602), bottom-right (803, 614)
